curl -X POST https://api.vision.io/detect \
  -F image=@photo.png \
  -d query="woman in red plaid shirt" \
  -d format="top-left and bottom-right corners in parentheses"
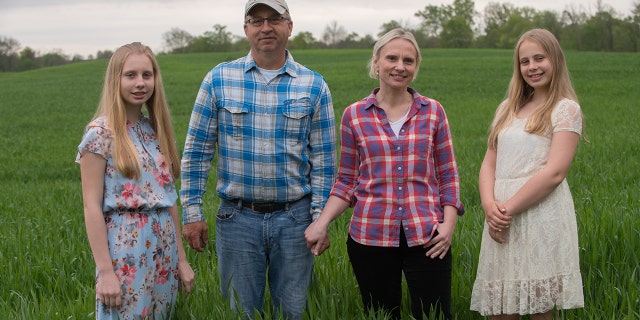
top-left (305, 28), bottom-right (464, 320)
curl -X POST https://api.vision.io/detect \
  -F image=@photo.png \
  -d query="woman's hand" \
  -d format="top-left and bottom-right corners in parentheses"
top-left (425, 206), bottom-right (457, 259)
top-left (425, 221), bottom-right (454, 259)
top-left (305, 221), bottom-right (331, 256)
top-left (96, 269), bottom-right (122, 308)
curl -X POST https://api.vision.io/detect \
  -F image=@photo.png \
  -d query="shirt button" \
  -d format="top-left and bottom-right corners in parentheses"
top-left (398, 186), bottom-right (403, 191)
top-left (397, 167), bottom-right (402, 171)
top-left (399, 207), bottom-right (403, 211)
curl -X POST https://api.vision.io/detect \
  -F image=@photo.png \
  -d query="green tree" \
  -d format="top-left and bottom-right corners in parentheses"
top-left (415, 4), bottom-right (452, 37)
top-left (440, 16), bottom-right (474, 48)
top-left (497, 14), bottom-right (534, 49)
top-left (95, 50), bottom-right (113, 60)
top-left (559, 5), bottom-right (588, 50)
top-left (232, 37), bottom-right (250, 52)
top-left (40, 50), bottom-right (68, 67)
top-left (480, 2), bottom-right (516, 48)
top-left (206, 24), bottom-right (234, 52)
top-left (0, 36), bottom-right (20, 71)
top-left (378, 20), bottom-right (406, 37)
top-left (582, 10), bottom-right (614, 51)
top-left (290, 31), bottom-right (319, 50)
top-left (532, 10), bottom-right (563, 38)
top-left (18, 47), bottom-right (38, 71)
top-left (612, 18), bottom-right (639, 51)
top-left (452, 0), bottom-right (477, 27)
top-left (162, 27), bottom-right (193, 53)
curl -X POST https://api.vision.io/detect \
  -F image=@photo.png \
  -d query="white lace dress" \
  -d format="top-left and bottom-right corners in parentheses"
top-left (470, 99), bottom-right (585, 315)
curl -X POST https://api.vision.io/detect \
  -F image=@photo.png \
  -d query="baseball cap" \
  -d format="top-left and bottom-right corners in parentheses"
top-left (245, 0), bottom-right (289, 16)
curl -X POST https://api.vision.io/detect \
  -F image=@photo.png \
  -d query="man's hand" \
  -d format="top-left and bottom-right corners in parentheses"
top-left (183, 221), bottom-right (208, 252)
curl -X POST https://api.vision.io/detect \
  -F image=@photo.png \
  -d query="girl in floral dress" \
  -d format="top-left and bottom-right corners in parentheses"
top-left (76, 42), bottom-right (194, 319)
top-left (470, 29), bottom-right (584, 319)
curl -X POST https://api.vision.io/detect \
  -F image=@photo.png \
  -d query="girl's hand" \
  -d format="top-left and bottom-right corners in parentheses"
top-left (488, 227), bottom-right (508, 244)
top-left (96, 270), bottom-right (122, 308)
top-left (484, 201), bottom-right (511, 232)
top-left (178, 260), bottom-right (195, 295)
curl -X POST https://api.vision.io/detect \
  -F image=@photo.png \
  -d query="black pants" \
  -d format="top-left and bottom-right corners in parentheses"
top-left (346, 230), bottom-right (452, 320)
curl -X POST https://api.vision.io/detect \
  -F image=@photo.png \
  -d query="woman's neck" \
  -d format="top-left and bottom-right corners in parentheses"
top-left (376, 88), bottom-right (413, 122)
top-left (376, 88), bottom-right (412, 110)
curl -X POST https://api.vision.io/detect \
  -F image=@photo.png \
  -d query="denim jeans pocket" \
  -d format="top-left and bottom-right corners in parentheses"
top-left (216, 206), bottom-right (237, 221)
top-left (285, 196), bottom-right (312, 223)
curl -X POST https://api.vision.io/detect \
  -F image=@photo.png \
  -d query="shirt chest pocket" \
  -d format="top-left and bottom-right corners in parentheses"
top-left (219, 100), bottom-right (248, 137)
top-left (281, 99), bottom-right (313, 141)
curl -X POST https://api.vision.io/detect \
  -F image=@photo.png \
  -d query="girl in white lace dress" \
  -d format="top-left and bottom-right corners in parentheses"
top-left (470, 29), bottom-right (584, 319)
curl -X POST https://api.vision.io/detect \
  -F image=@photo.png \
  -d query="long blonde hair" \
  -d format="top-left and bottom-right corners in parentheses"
top-left (487, 29), bottom-right (581, 149)
top-left (94, 42), bottom-right (179, 180)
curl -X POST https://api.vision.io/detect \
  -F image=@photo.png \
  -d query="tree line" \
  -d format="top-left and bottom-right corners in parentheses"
top-left (1, 0), bottom-right (639, 72)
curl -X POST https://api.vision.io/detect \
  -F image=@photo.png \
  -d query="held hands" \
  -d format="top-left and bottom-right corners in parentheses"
top-left (178, 260), bottom-right (195, 295)
top-left (484, 201), bottom-right (510, 243)
top-left (305, 220), bottom-right (331, 256)
top-left (182, 221), bottom-right (208, 252)
top-left (96, 269), bottom-right (123, 308)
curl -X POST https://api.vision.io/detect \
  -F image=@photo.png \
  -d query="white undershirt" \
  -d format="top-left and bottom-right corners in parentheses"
top-left (389, 108), bottom-right (411, 136)
top-left (258, 67), bottom-right (280, 83)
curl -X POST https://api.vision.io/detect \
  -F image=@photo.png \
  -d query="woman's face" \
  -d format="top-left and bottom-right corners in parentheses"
top-left (120, 53), bottom-right (155, 109)
top-left (518, 39), bottom-right (553, 92)
top-left (374, 38), bottom-right (418, 90)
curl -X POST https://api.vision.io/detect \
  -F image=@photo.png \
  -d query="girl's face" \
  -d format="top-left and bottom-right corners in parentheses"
top-left (374, 38), bottom-right (418, 90)
top-left (120, 53), bottom-right (155, 109)
top-left (518, 39), bottom-right (553, 91)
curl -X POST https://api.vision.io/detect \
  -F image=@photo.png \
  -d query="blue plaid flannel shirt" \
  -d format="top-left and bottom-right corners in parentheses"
top-left (180, 51), bottom-right (336, 224)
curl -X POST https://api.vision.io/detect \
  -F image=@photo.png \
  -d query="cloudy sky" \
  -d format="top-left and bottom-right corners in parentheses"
top-left (0, 0), bottom-right (634, 57)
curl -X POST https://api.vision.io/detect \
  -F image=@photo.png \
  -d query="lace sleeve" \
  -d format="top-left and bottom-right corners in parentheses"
top-left (552, 99), bottom-right (583, 135)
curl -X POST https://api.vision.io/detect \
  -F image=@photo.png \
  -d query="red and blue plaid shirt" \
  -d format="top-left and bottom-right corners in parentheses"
top-left (331, 88), bottom-right (464, 247)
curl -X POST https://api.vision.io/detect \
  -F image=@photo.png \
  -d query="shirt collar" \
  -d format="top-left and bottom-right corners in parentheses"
top-left (243, 50), bottom-right (298, 78)
top-left (364, 87), bottom-right (427, 110)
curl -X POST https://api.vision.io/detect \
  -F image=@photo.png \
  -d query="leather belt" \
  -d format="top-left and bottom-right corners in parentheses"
top-left (240, 201), bottom-right (287, 213)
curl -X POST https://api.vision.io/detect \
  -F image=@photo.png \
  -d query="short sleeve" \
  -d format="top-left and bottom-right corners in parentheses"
top-left (552, 99), bottom-right (583, 135)
top-left (75, 121), bottom-right (112, 163)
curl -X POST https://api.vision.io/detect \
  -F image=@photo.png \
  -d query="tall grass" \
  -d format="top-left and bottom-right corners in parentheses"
top-left (0, 49), bottom-right (638, 319)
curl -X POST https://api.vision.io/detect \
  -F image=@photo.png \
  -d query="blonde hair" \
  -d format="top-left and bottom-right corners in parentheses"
top-left (94, 42), bottom-right (179, 180)
top-left (487, 28), bottom-right (582, 149)
top-left (368, 28), bottom-right (422, 80)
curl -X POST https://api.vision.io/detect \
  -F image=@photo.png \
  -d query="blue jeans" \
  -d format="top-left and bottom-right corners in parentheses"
top-left (215, 196), bottom-right (314, 320)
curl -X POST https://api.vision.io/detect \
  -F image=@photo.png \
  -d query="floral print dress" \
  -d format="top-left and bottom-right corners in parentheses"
top-left (76, 116), bottom-right (180, 320)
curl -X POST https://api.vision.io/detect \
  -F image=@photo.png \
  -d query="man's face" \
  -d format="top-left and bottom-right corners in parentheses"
top-left (244, 5), bottom-right (292, 56)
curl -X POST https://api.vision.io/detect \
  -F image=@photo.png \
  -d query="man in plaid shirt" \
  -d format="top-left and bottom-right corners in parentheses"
top-left (179, 1), bottom-right (336, 319)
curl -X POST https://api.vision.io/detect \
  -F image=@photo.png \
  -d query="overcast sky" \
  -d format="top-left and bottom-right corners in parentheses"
top-left (0, 0), bottom-right (634, 57)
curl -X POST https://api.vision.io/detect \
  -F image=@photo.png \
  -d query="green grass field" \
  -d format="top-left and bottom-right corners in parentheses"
top-left (0, 49), bottom-right (638, 319)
